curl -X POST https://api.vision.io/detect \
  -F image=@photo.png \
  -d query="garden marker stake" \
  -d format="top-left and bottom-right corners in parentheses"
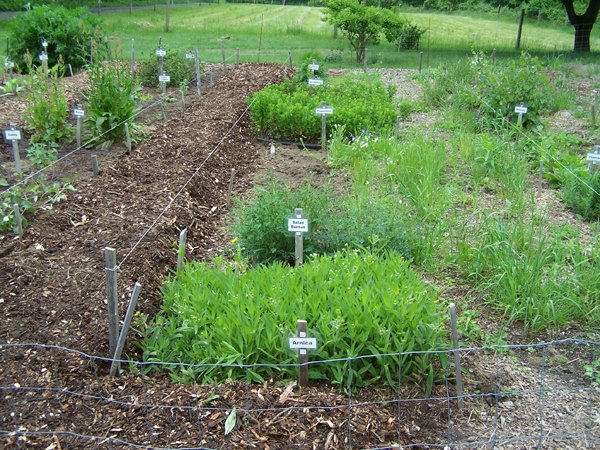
top-left (288, 320), bottom-right (317, 387)
top-left (515, 103), bottom-right (528, 126)
top-left (449, 303), bottom-right (464, 408)
top-left (315, 102), bottom-right (334, 151)
top-left (4, 124), bottom-right (22, 173)
top-left (109, 282), bottom-right (141, 376)
top-left (586, 145), bottom-right (600, 171)
top-left (288, 208), bottom-right (308, 266)
top-left (74, 105), bottom-right (85, 148)
top-left (91, 155), bottom-right (99, 176)
top-left (288, 51), bottom-right (292, 68)
top-left (177, 228), bottom-right (188, 272)
top-left (130, 39), bottom-right (135, 78)
top-left (104, 247), bottom-right (119, 360)
top-left (228, 168), bottom-right (236, 207)
top-left (591, 93), bottom-right (597, 130)
top-left (12, 204), bottom-right (22, 238)
top-left (418, 51), bottom-right (423, 74)
top-left (124, 123), bottom-right (132, 154)
top-left (221, 40), bottom-right (226, 73)
top-left (236, 48), bottom-right (240, 65)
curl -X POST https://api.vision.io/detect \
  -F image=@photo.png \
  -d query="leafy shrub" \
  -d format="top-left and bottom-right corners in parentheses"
top-left (562, 169), bottom-right (600, 220)
top-left (84, 63), bottom-right (141, 145)
top-left (8, 5), bottom-right (106, 73)
top-left (383, 19), bottom-right (426, 50)
top-left (249, 73), bottom-right (397, 141)
top-left (25, 63), bottom-right (73, 144)
top-left (228, 179), bottom-right (413, 266)
top-left (141, 250), bottom-right (447, 391)
top-left (139, 50), bottom-right (195, 88)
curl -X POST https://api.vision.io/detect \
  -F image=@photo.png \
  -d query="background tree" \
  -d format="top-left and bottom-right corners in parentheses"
top-left (561, 0), bottom-right (600, 52)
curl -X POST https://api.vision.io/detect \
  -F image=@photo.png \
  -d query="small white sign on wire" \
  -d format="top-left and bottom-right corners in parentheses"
top-left (289, 337), bottom-right (317, 350)
top-left (185, 52), bottom-right (195, 59)
top-left (156, 48), bottom-right (166, 57)
top-left (73, 108), bottom-right (85, 118)
top-left (39, 52), bottom-right (48, 61)
top-left (158, 74), bottom-right (171, 83)
top-left (4, 60), bottom-right (14, 69)
top-left (308, 77), bottom-right (323, 86)
top-left (309, 63), bottom-right (319, 71)
top-left (315, 106), bottom-right (333, 115)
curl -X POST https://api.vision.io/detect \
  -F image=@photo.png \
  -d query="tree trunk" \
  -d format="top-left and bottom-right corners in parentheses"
top-left (561, 0), bottom-right (600, 53)
top-left (574, 22), bottom-right (593, 52)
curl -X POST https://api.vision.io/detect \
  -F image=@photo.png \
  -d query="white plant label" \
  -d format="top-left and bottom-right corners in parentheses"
top-left (41, 40), bottom-right (48, 48)
top-left (514, 105), bottom-right (528, 114)
top-left (158, 74), bottom-right (171, 83)
top-left (185, 52), bottom-right (195, 59)
top-left (309, 63), bottom-right (319, 71)
top-left (4, 61), bottom-right (14, 69)
top-left (289, 337), bottom-right (317, 349)
top-left (156, 48), bottom-right (166, 57)
top-left (73, 108), bottom-right (85, 117)
top-left (315, 106), bottom-right (333, 115)
top-left (586, 152), bottom-right (600, 163)
top-left (288, 218), bottom-right (308, 233)
top-left (4, 129), bottom-right (21, 141)
top-left (308, 77), bottom-right (323, 86)
top-left (39, 53), bottom-right (48, 61)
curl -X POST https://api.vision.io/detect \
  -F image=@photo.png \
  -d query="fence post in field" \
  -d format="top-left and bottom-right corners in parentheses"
top-left (591, 93), bottom-right (597, 130)
top-left (236, 48), bottom-right (240, 65)
top-left (419, 51), bottom-right (423, 74)
top-left (288, 51), bottom-right (292, 68)
top-left (109, 282), bottom-right (141, 376)
top-left (124, 123), bottom-right (132, 154)
top-left (221, 40), bottom-right (226, 73)
top-left (515, 9), bottom-right (525, 49)
top-left (177, 228), bottom-right (188, 272)
top-left (130, 38), bottom-right (135, 78)
top-left (104, 247), bottom-right (119, 360)
top-left (449, 303), bottom-right (464, 408)
top-left (165, 0), bottom-right (171, 33)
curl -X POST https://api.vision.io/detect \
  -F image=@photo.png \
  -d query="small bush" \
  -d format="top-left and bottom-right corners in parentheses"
top-left (25, 63), bottom-right (73, 144)
top-left (84, 63), bottom-right (141, 145)
top-left (228, 179), bottom-right (413, 266)
top-left (139, 50), bottom-right (195, 88)
top-left (294, 51), bottom-right (326, 83)
top-left (8, 5), bottom-right (106, 73)
top-left (27, 142), bottom-right (58, 167)
top-left (562, 169), bottom-right (600, 221)
top-left (141, 250), bottom-right (447, 391)
top-left (249, 73), bottom-right (397, 141)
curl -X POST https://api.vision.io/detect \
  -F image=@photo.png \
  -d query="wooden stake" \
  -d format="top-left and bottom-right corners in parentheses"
top-left (177, 228), bottom-right (188, 272)
top-left (13, 204), bottom-right (22, 237)
top-left (208, 70), bottom-right (213, 85)
top-left (258, 13), bottom-right (264, 63)
top-left (194, 47), bottom-right (201, 96)
top-left (165, 0), bottom-right (171, 32)
top-left (68, 64), bottom-right (74, 77)
top-left (363, 47), bottom-right (368, 71)
top-left (235, 48), bottom-right (240, 65)
top-left (221, 40), bottom-right (226, 73)
top-left (320, 103), bottom-right (327, 151)
top-left (76, 116), bottom-right (82, 148)
top-left (109, 282), bottom-right (141, 376)
top-left (11, 139), bottom-right (21, 173)
top-left (104, 247), bottom-right (119, 360)
top-left (492, 48), bottom-right (496, 64)
top-left (294, 208), bottom-right (304, 266)
top-left (91, 155), bottom-right (99, 176)
top-left (228, 168), bottom-right (236, 206)
top-left (288, 51), bottom-right (292, 68)
top-left (418, 51), bottom-right (423, 74)
top-left (124, 123), bottom-right (132, 154)
top-left (591, 97), bottom-right (597, 130)
top-left (515, 9), bottom-right (525, 50)
top-left (130, 38), bottom-right (135, 79)
top-left (449, 303), bottom-right (464, 408)
top-left (297, 319), bottom-right (308, 387)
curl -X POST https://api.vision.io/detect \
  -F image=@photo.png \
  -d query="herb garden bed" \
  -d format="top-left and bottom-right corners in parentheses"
top-left (0, 62), bottom-right (598, 449)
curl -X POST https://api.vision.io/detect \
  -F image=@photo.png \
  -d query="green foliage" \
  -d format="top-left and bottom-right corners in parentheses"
top-left (382, 16), bottom-right (426, 51)
top-left (26, 142), bottom-right (58, 168)
top-left (1, 179), bottom-right (75, 233)
top-left (536, 133), bottom-right (588, 187)
top-left (139, 50), bottom-right (195, 88)
top-left (294, 51), bottom-right (325, 83)
top-left (249, 73), bottom-right (397, 141)
top-left (84, 62), bottom-right (141, 145)
top-left (562, 169), bottom-right (600, 221)
top-left (455, 215), bottom-right (600, 331)
top-left (141, 251), bottom-right (447, 391)
top-left (8, 5), bottom-right (105, 73)
top-left (25, 63), bottom-right (73, 145)
top-left (228, 178), bottom-right (413, 266)
top-left (585, 357), bottom-right (600, 385)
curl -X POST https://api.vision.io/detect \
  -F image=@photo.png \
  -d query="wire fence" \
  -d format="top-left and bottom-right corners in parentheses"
top-left (0, 339), bottom-right (598, 448)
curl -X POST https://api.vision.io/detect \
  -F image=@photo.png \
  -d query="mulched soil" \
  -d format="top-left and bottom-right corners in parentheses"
top-left (0, 63), bottom-right (598, 449)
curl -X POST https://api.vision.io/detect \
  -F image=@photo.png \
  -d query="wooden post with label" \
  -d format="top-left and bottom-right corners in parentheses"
top-left (74, 106), bottom-right (85, 148)
top-left (586, 145), bottom-right (600, 171)
top-left (315, 102), bottom-right (333, 151)
top-left (4, 125), bottom-right (21, 173)
top-left (287, 208), bottom-right (308, 266)
top-left (104, 247), bottom-right (119, 360)
top-left (515, 103), bottom-right (528, 126)
top-left (194, 47), bottom-right (201, 96)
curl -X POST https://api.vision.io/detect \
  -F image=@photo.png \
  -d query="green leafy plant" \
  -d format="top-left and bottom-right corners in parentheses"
top-left (26, 141), bottom-right (58, 168)
top-left (139, 50), bottom-right (195, 88)
top-left (84, 62), bottom-right (141, 145)
top-left (25, 62), bottom-right (73, 144)
top-left (562, 169), bottom-right (600, 220)
top-left (249, 73), bottom-right (397, 141)
top-left (585, 358), bottom-right (600, 385)
top-left (8, 4), bottom-right (106, 73)
top-left (141, 250), bottom-right (447, 392)
top-left (294, 50), bottom-right (325, 83)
